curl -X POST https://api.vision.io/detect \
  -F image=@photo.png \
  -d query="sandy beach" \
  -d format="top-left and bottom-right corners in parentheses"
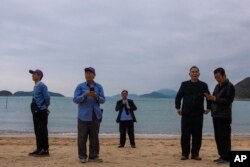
top-left (0, 135), bottom-right (249, 167)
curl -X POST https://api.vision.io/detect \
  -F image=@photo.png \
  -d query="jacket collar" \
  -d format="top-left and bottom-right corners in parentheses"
top-left (220, 79), bottom-right (229, 87)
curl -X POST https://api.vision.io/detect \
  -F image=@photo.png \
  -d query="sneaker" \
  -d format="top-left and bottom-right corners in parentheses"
top-left (33, 149), bottom-right (50, 157)
top-left (216, 158), bottom-right (229, 164)
top-left (191, 156), bottom-right (202, 160)
top-left (79, 158), bottom-right (87, 163)
top-left (28, 150), bottom-right (40, 156)
top-left (88, 157), bottom-right (103, 163)
top-left (181, 155), bottom-right (189, 160)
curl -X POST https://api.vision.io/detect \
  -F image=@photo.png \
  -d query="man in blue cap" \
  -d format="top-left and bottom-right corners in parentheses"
top-left (28, 69), bottom-right (50, 157)
top-left (73, 67), bottom-right (105, 163)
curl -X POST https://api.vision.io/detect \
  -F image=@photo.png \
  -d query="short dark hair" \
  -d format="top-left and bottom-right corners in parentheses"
top-left (190, 66), bottom-right (199, 71)
top-left (121, 90), bottom-right (128, 94)
top-left (214, 67), bottom-right (226, 76)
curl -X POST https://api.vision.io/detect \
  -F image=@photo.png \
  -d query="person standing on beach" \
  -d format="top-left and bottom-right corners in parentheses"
top-left (73, 67), bottom-right (105, 163)
top-left (175, 66), bottom-right (211, 160)
top-left (204, 67), bottom-right (235, 164)
top-left (115, 90), bottom-right (137, 148)
top-left (29, 69), bottom-right (50, 157)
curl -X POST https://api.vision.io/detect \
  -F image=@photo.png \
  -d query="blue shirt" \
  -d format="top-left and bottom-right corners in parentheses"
top-left (73, 82), bottom-right (105, 121)
top-left (120, 107), bottom-right (133, 121)
top-left (33, 81), bottom-right (50, 110)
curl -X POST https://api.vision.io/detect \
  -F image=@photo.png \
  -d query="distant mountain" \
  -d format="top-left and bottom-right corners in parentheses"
top-left (109, 89), bottom-right (177, 99)
top-left (13, 91), bottom-right (33, 96)
top-left (0, 90), bottom-right (64, 97)
top-left (156, 88), bottom-right (177, 97)
top-left (0, 90), bottom-right (12, 96)
top-left (109, 94), bottom-right (139, 99)
top-left (140, 88), bottom-right (177, 98)
top-left (49, 92), bottom-right (65, 97)
top-left (14, 91), bottom-right (64, 97)
top-left (235, 77), bottom-right (250, 99)
top-left (140, 92), bottom-right (168, 98)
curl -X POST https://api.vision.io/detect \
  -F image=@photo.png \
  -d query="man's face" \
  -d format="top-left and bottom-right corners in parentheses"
top-left (32, 73), bottom-right (41, 82)
top-left (189, 68), bottom-right (200, 81)
top-left (121, 92), bottom-right (128, 100)
top-left (214, 73), bottom-right (226, 84)
top-left (85, 71), bottom-right (95, 82)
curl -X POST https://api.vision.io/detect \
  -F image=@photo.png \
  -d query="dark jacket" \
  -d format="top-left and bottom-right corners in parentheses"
top-left (175, 80), bottom-right (211, 116)
top-left (211, 79), bottom-right (235, 119)
top-left (115, 99), bottom-right (137, 123)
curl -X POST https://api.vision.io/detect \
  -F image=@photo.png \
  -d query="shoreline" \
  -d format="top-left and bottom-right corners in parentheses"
top-left (1, 133), bottom-right (250, 139)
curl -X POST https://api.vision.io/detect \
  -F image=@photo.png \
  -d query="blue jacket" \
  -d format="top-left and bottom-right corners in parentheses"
top-left (73, 82), bottom-right (105, 121)
top-left (33, 81), bottom-right (50, 110)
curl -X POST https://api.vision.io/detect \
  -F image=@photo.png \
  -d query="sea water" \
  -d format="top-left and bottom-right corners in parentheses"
top-left (0, 96), bottom-right (249, 136)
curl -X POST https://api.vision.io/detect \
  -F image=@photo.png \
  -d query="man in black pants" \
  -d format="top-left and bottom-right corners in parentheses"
top-left (115, 90), bottom-right (137, 148)
top-left (73, 67), bottom-right (105, 163)
top-left (175, 66), bottom-right (211, 160)
top-left (28, 69), bottom-right (50, 157)
top-left (205, 67), bottom-right (235, 164)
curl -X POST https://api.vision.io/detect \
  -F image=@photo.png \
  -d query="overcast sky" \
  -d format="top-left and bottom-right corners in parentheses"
top-left (1, 0), bottom-right (250, 97)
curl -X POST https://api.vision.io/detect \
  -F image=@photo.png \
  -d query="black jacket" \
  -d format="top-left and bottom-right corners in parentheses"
top-left (115, 99), bottom-right (137, 123)
top-left (211, 79), bottom-right (235, 119)
top-left (175, 80), bottom-right (211, 116)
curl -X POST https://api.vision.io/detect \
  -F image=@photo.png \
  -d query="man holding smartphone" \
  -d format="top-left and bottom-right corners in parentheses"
top-left (204, 67), bottom-right (235, 164)
top-left (73, 67), bottom-right (105, 163)
top-left (175, 66), bottom-right (211, 160)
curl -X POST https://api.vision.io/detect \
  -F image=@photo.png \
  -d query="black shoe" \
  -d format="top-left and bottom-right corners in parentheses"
top-left (213, 157), bottom-right (222, 162)
top-left (191, 156), bottom-right (202, 160)
top-left (118, 145), bottom-right (124, 148)
top-left (131, 145), bottom-right (136, 148)
top-left (79, 158), bottom-right (87, 163)
top-left (181, 155), bottom-right (188, 160)
top-left (34, 149), bottom-right (50, 157)
top-left (28, 150), bottom-right (40, 156)
top-left (216, 158), bottom-right (229, 164)
top-left (88, 157), bottom-right (103, 163)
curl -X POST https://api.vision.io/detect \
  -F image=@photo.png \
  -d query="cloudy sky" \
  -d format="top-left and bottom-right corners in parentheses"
top-left (1, 0), bottom-right (250, 97)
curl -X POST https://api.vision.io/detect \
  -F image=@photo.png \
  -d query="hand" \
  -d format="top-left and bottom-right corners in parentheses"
top-left (85, 91), bottom-right (98, 98)
top-left (204, 109), bottom-right (211, 114)
top-left (85, 90), bottom-right (92, 97)
top-left (204, 93), bottom-right (216, 101)
top-left (204, 92), bottom-right (210, 98)
top-left (125, 100), bottom-right (131, 110)
top-left (207, 95), bottom-right (216, 101)
top-left (176, 109), bottom-right (182, 116)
